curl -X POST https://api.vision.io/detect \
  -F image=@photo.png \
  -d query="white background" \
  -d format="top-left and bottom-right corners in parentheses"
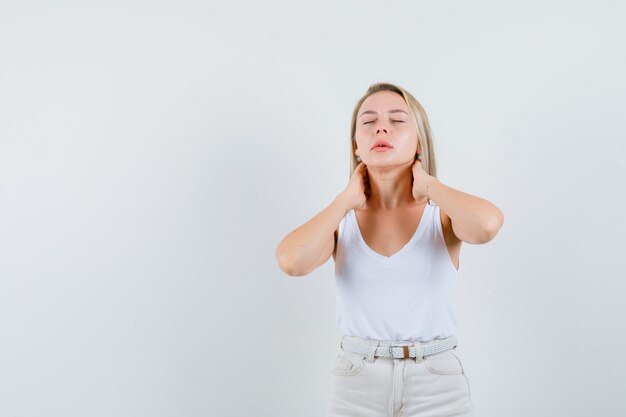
top-left (1, 1), bottom-right (625, 416)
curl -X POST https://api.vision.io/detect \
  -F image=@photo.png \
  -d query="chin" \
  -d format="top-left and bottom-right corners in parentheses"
top-left (366, 159), bottom-right (409, 167)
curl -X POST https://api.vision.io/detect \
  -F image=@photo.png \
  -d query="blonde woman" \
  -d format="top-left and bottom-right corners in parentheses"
top-left (275, 82), bottom-right (504, 417)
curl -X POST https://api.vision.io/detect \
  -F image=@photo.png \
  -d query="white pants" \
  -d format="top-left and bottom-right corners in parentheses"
top-left (326, 335), bottom-right (476, 417)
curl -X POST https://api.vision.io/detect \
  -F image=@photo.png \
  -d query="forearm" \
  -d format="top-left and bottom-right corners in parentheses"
top-left (427, 178), bottom-right (504, 242)
top-left (275, 193), bottom-right (350, 276)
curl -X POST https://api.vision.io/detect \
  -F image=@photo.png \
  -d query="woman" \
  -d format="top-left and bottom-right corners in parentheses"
top-left (275, 82), bottom-right (504, 417)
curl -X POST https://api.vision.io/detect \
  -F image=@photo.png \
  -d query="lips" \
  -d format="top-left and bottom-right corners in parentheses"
top-left (371, 139), bottom-right (393, 150)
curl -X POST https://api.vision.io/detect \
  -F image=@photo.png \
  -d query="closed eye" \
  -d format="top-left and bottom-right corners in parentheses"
top-left (364, 120), bottom-right (405, 124)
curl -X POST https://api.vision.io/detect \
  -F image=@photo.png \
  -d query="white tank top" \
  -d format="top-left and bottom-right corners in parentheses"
top-left (334, 200), bottom-right (459, 342)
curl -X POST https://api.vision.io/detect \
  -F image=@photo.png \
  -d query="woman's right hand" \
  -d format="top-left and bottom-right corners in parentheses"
top-left (339, 161), bottom-right (369, 211)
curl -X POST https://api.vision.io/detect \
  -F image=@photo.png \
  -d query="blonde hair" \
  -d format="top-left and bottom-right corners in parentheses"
top-left (349, 82), bottom-right (438, 183)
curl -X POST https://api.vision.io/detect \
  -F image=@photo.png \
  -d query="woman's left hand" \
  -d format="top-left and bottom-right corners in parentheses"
top-left (411, 158), bottom-right (436, 201)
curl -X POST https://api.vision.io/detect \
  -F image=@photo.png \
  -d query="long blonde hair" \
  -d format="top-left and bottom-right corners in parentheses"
top-left (349, 83), bottom-right (438, 186)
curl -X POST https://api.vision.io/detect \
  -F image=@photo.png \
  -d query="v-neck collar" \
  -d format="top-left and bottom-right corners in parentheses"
top-left (350, 201), bottom-right (433, 263)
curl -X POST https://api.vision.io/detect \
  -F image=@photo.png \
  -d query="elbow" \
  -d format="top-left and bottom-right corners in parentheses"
top-left (482, 210), bottom-right (504, 243)
top-left (278, 262), bottom-right (307, 277)
top-left (276, 248), bottom-right (293, 276)
top-left (277, 259), bottom-right (296, 277)
top-left (275, 252), bottom-right (305, 277)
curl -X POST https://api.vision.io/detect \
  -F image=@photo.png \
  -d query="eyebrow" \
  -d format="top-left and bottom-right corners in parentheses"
top-left (359, 109), bottom-right (409, 118)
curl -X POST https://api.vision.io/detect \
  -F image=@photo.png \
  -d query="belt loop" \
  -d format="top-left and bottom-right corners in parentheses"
top-left (365, 340), bottom-right (379, 363)
top-left (413, 341), bottom-right (424, 363)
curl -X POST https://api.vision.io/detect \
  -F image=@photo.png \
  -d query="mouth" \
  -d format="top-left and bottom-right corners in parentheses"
top-left (371, 139), bottom-right (393, 150)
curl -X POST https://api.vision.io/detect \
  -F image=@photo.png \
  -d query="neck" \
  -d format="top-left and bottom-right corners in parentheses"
top-left (365, 164), bottom-right (427, 210)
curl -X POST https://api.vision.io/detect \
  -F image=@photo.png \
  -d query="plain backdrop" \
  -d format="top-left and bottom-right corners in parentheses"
top-left (1, 1), bottom-right (625, 416)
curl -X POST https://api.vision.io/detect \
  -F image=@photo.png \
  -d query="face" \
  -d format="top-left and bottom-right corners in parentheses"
top-left (354, 90), bottom-right (419, 166)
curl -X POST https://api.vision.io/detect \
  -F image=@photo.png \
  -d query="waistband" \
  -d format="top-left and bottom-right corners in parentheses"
top-left (340, 334), bottom-right (458, 362)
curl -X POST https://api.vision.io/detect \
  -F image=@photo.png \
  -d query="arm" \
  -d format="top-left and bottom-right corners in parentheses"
top-left (427, 178), bottom-right (504, 244)
top-left (275, 193), bottom-right (350, 277)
